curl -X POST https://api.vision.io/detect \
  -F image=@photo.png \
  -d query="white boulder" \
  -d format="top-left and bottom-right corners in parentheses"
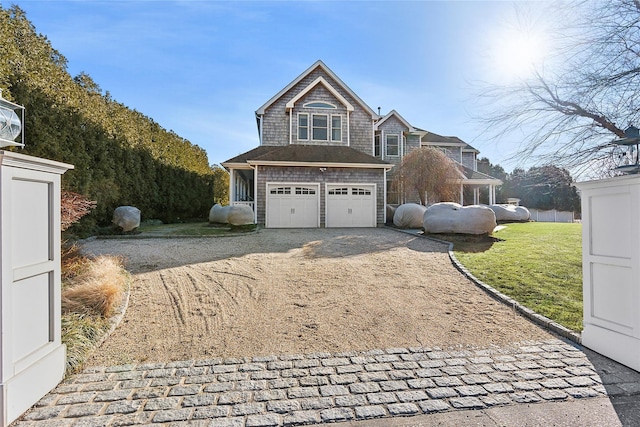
top-left (489, 204), bottom-right (531, 222)
top-left (113, 206), bottom-right (141, 232)
top-left (227, 205), bottom-right (254, 226)
top-left (514, 206), bottom-right (531, 221)
top-left (393, 203), bottom-right (427, 228)
top-left (423, 202), bottom-right (496, 235)
top-left (209, 204), bottom-right (230, 224)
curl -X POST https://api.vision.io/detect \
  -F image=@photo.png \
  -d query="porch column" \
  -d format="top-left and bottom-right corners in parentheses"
top-left (253, 165), bottom-right (258, 224)
top-left (229, 168), bottom-right (235, 205)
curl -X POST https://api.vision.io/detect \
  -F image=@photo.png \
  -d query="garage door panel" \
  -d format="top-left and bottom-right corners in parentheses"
top-left (267, 185), bottom-right (319, 228)
top-left (326, 185), bottom-right (375, 228)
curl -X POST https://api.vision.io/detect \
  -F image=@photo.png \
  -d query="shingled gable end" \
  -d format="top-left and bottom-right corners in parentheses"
top-left (222, 60), bottom-right (502, 228)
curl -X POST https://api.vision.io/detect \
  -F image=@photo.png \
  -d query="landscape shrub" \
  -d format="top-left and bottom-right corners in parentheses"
top-left (62, 256), bottom-right (128, 318)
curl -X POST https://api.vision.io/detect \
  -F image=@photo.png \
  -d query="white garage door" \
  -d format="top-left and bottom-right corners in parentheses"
top-left (266, 184), bottom-right (319, 228)
top-left (326, 184), bottom-right (376, 227)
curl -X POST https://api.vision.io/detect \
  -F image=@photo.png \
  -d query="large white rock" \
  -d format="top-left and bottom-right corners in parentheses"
top-left (209, 204), bottom-right (230, 224)
top-left (393, 203), bottom-right (427, 228)
top-left (227, 205), bottom-right (254, 226)
top-left (423, 202), bottom-right (497, 235)
top-left (113, 206), bottom-right (141, 232)
top-left (514, 206), bottom-right (531, 221)
top-left (489, 204), bottom-right (531, 222)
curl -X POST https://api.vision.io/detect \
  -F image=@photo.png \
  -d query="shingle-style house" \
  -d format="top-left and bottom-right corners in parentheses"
top-left (222, 60), bottom-right (501, 228)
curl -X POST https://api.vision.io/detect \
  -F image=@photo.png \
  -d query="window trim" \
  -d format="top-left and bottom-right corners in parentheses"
top-left (303, 101), bottom-right (337, 109)
top-left (298, 113), bottom-right (309, 141)
top-left (312, 114), bottom-right (329, 141)
top-left (374, 134), bottom-right (381, 157)
top-left (331, 115), bottom-right (342, 142)
top-left (386, 134), bottom-right (399, 156)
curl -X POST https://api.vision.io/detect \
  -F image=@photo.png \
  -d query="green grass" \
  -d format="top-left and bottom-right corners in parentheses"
top-left (61, 313), bottom-right (110, 375)
top-left (452, 222), bottom-right (583, 332)
top-left (138, 222), bottom-right (256, 236)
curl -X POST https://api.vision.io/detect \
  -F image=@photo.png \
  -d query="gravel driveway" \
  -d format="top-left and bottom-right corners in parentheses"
top-left (81, 228), bottom-right (552, 366)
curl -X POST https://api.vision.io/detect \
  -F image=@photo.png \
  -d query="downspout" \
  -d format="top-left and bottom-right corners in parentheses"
top-left (259, 115), bottom-right (263, 145)
top-left (381, 130), bottom-right (385, 161)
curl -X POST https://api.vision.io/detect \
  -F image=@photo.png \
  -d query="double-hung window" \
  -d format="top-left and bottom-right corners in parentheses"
top-left (312, 114), bottom-right (328, 141)
top-left (386, 134), bottom-right (399, 156)
top-left (298, 113), bottom-right (309, 140)
top-left (331, 115), bottom-right (341, 142)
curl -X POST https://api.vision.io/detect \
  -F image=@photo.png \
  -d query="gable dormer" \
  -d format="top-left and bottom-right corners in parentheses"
top-left (287, 77), bottom-right (353, 146)
top-left (255, 60), bottom-right (378, 155)
top-left (374, 110), bottom-right (415, 160)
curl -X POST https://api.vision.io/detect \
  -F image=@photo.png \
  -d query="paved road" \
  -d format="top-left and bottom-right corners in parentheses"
top-left (15, 337), bottom-right (639, 426)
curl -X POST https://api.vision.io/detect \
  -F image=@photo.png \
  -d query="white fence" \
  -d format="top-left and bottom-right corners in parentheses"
top-left (528, 208), bottom-right (575, 223)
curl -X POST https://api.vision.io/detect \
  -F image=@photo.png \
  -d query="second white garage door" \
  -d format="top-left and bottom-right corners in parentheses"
top-left (326, 184), bottom-right (376, 227)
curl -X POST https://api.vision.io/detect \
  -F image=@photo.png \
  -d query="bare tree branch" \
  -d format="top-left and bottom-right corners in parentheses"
top-left (476, 0), bottom-right (640, 177)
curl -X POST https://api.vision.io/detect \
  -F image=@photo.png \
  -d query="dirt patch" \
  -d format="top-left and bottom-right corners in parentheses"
top-left (80, 228), bottom-right (552, 365)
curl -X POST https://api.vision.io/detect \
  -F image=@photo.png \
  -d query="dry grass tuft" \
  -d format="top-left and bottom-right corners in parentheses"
top-left (62, 256), bottom-right (128, 317)
top-left (62, 241), bottom-right (91, 280)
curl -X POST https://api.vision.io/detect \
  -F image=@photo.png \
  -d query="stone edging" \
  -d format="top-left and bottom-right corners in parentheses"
top-left (387, 227), bottom-right (582, 345)
top-left (68, 275), bottom-right (132, 377)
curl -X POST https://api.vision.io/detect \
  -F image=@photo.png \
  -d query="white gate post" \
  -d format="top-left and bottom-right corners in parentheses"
top-left (577, 175), bottom-right (640, 372)
top-left (0, 151), bottom-right (73, 425)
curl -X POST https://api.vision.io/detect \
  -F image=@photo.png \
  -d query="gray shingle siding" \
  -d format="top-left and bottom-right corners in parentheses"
top-left (257, 166), bottom-right (385, 226)
top-left (406, 134), bottom-right (421, 161)
top-left (260, 67), bottom-right (374, 155)
top-left (378, 116), bottom-right (408, 134)
top-left (443, 146), bottom-right (463, 163)
top-left (462, 152), bottom-right (475, 170)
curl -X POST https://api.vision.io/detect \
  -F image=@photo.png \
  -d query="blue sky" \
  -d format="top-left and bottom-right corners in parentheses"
top-left (5, 1), bottom-right (553, 172)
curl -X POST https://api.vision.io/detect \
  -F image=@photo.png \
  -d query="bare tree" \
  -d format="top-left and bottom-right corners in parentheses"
top-left (478, 0), bottom-right (640, 177)
top-left (392, 147), bottom-right (462, 205)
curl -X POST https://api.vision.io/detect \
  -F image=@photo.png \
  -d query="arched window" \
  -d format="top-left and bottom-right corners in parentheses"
top-left (303, 101), bottom-right (337, 109)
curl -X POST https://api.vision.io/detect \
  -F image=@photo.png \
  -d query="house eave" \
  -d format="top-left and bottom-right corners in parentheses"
top-left (255, 60), bottom-right (378, 118)
top-left (221, 162), bottom-right (254, 170)
top-left (461, 178), bottom-right (504, 185)
top-left (247, 160), bottom-right (394, 170)
top-left (375, 110), bottom-right (415, 132)
top-left (285, 76), bottom-right (354, 112)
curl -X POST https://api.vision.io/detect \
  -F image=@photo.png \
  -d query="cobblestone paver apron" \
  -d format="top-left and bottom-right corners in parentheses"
top-left (16, 338), bottom-right (609, 427)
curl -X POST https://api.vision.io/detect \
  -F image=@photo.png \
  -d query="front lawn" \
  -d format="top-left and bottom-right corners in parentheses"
top-left (137, 222), bottom-right (256, 236)
top-left (451, 222), bottom-right (583, 332)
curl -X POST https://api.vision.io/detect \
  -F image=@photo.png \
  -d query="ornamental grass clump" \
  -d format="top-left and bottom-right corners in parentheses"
top-left (62, 255), bottom-right (128, 317)
top-left (59, 191), bottom-right (131, 374)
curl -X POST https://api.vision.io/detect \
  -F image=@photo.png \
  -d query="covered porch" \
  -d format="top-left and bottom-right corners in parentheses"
top-left (229, 167), bottom-right (255, 211)
top-left (457, 166), bottom-right (502, 205)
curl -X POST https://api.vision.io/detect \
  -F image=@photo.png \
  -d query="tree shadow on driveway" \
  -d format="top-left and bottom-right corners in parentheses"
top-left (80, 228), bottom-right (450, 274)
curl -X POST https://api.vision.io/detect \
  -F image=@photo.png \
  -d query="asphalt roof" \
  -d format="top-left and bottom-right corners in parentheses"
top-left (223, 144), bottom-right (391, 166)
top-left (420, 131), bottom-right (480, 152)
top-left (459, 164), bottom-right (502, 181)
